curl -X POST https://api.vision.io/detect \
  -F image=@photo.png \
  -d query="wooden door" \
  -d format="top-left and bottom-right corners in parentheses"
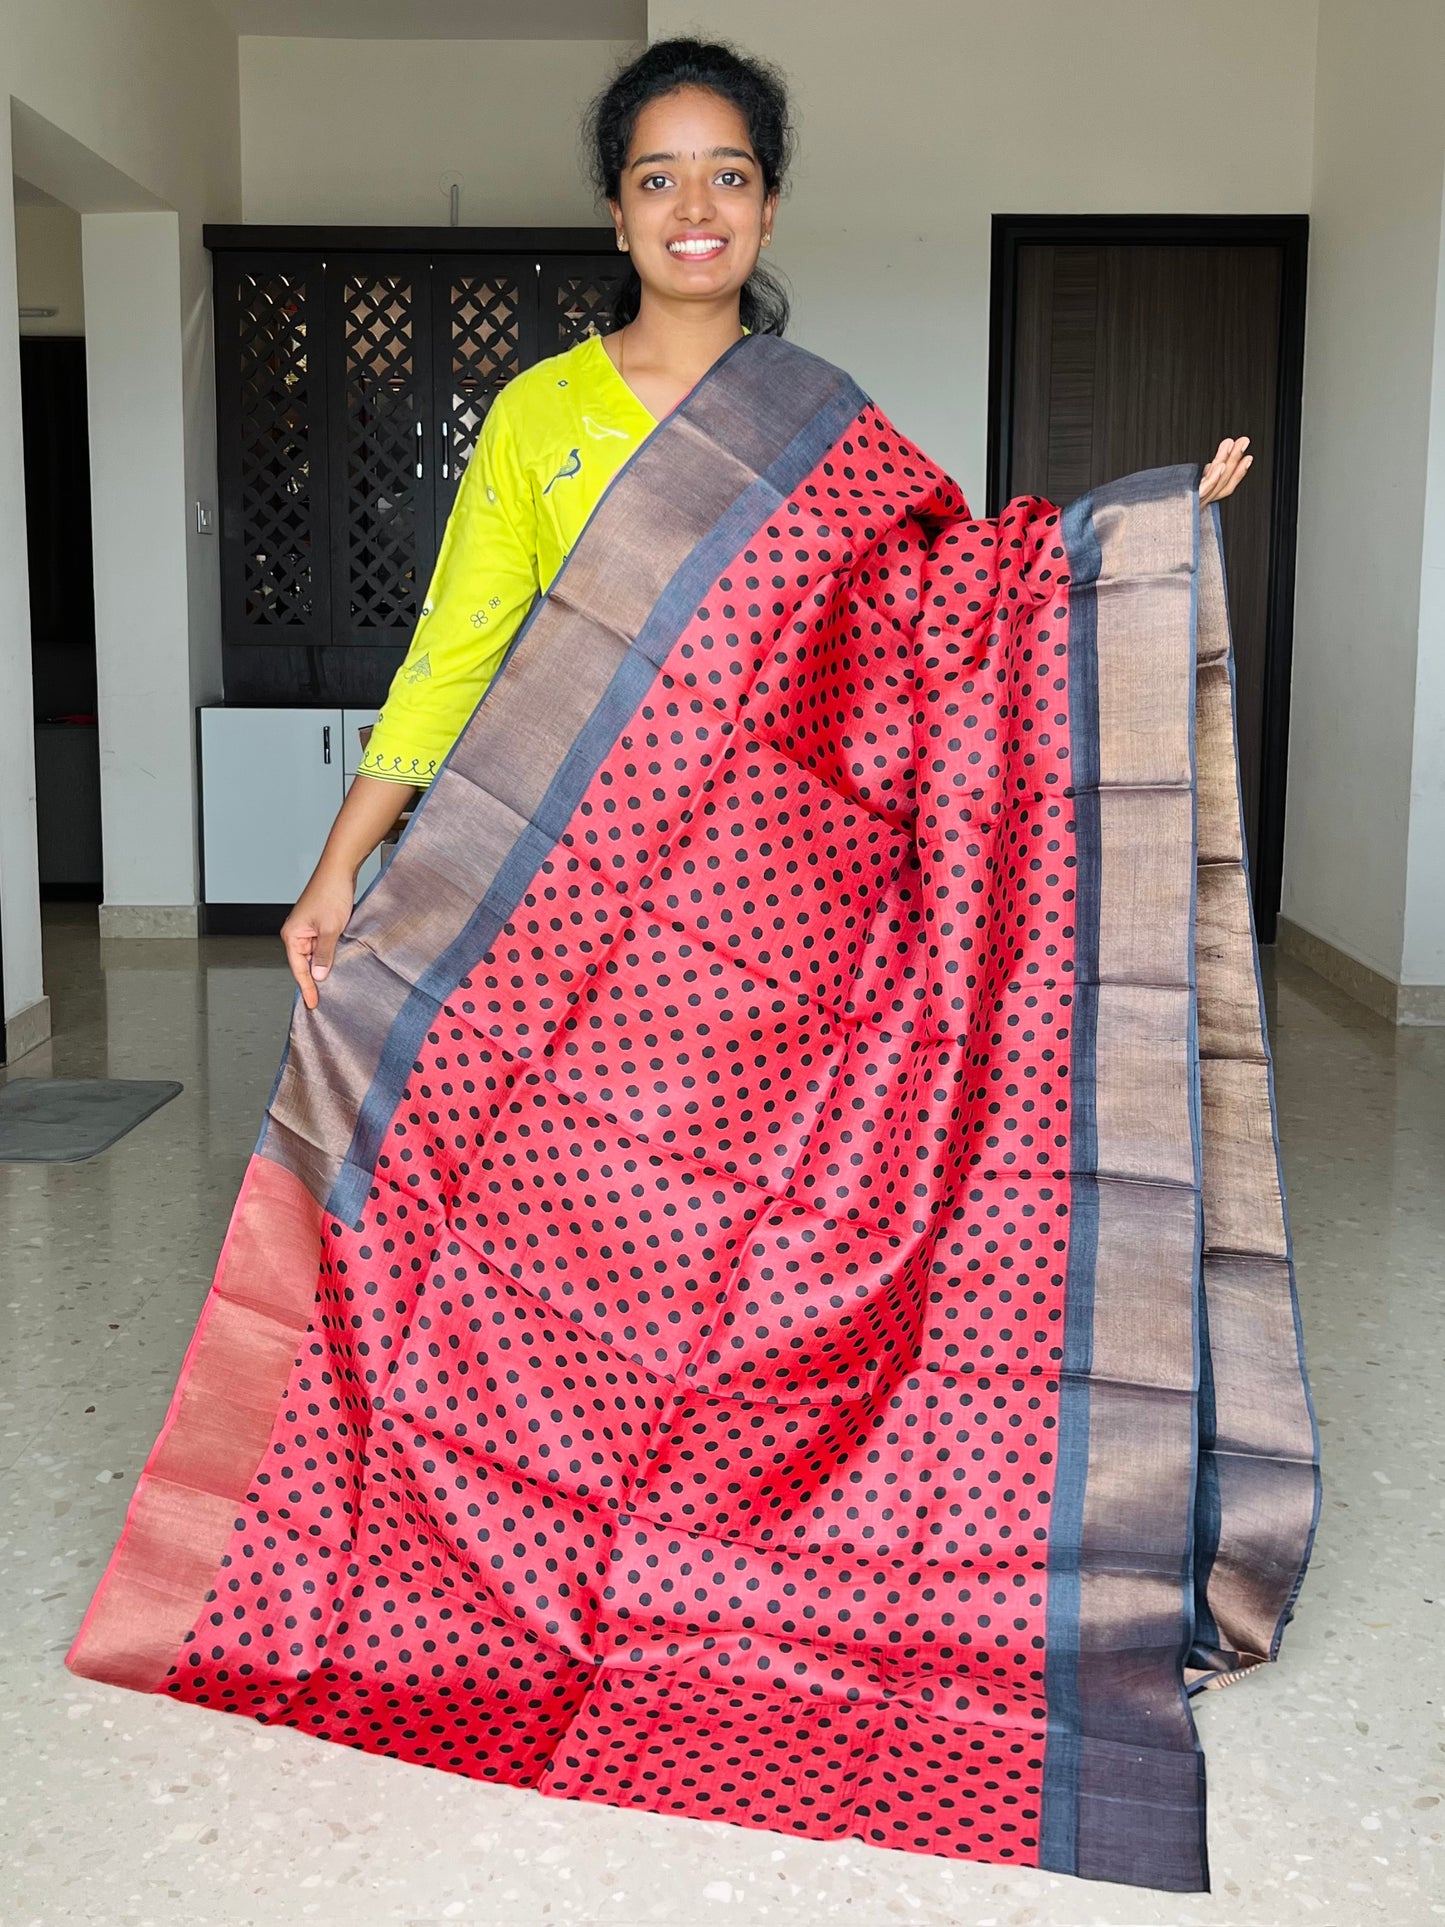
top-left (992, 221), bottom-right (1306, 934)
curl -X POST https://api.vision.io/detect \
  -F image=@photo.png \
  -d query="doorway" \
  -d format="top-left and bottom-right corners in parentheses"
top-left (21, 332), bottom-right (101, 903)
top-left (987, 214), bottom-right (1307, 940)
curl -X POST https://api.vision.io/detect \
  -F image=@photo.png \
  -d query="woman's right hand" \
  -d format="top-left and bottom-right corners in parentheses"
top-left (281, 862), bottom-right (358, 1011)
top-left (279, 772), bottom-right (417, 1010)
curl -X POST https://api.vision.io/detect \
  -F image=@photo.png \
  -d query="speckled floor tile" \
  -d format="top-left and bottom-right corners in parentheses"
top-left (2, 905), bottom-right (1441, 1926)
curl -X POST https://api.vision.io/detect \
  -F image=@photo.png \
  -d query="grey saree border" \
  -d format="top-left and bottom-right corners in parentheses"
top-left (1185, 501), bottom-right (1229, 1672)
top-left (317, 340), bottom-right (867, 1227)
top-left (1041, 468), bottom-right (1210, 1893)
top-left (1039, 488), bottom-right (1102, 1877)
top-left (1187, 501), bottom-right (1322, 1677)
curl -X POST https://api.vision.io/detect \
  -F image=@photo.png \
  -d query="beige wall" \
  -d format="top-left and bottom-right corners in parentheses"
top-left (1285, 0), bottom-right (1445, 985)
top-left (13, 200), bottom-right (84, 333)
top-left (1404, 179), bottom-right (1445, 986)
top-left (647, 0), bottom-right (1318, 495)
top-left (240, 37), bottom-right (635, 224)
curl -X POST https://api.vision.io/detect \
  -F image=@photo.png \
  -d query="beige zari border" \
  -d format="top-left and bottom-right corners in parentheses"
top-left (1190, 506), bottom-right (1318, 1685)
top-left (1042, 473), bottom-right (1318, 1892)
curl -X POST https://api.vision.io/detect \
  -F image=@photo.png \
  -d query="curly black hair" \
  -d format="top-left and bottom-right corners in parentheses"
top-left (584, 36), bottom-right (795, 336)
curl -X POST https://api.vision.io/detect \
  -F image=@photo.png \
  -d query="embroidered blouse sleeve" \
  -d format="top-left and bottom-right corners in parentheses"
top-left (356, 396), bottom-right (539, 787)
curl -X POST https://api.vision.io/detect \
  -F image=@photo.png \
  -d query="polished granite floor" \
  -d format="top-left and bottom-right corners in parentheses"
top-left (1, 902), bottom-right (1440, 1927)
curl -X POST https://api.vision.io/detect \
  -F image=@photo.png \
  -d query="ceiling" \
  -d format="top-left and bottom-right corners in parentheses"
top-left (209, 0), bottom-right (644, 38)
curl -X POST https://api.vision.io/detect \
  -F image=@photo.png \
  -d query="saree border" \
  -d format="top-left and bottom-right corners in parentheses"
top-left (1042, 468), bottom-right (1210, 1893)
top-left (65, 1154), bottom-right (325, 1688)
top-left (1038, 487), bottom-right (1101, 1875)
top-left (1185, 502), bottom-right (1321, 1686)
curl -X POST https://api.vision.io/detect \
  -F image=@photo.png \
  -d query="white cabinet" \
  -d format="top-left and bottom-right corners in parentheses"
top-left (200, 706), bottom-right (381, 905)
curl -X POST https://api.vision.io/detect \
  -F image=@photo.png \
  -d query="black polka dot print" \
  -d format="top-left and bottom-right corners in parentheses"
top-left (165, 406), bottom-right (1075, 1872)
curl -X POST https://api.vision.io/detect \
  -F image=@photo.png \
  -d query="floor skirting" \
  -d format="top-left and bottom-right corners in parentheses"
top-left (1275, 915), bottom-right (1445, 1025)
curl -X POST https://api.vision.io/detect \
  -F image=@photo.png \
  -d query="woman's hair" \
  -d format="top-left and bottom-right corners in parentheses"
top-left (584, 37), bottom-right (795, 336)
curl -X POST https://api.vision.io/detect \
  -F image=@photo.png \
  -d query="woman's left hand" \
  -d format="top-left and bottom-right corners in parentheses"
top-left (1199, 436), bottom-right (1253, 505)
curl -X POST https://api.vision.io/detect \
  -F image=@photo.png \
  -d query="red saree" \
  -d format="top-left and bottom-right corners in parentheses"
top-left (67, 334), bottom-right (1318, 1893)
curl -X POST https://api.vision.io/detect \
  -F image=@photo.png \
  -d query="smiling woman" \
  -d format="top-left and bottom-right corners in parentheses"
top-left (67, 34), bottom-right (1307, 1901)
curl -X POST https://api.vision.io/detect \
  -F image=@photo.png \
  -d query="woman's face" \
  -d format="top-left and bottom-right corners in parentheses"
top-left (610, 85), bottom-right (776, 310)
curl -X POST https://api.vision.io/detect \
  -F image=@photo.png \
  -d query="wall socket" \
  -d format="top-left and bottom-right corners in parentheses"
top-left (195, 502), bottom-right (214, 535)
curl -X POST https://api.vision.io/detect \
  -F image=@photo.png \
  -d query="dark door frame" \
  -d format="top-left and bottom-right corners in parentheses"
top-left (986, 212), bottom-right (1308, 942)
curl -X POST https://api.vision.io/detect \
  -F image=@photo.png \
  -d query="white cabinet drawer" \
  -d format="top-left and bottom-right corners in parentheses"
top-left (200, 707), bottom-right (343, 904)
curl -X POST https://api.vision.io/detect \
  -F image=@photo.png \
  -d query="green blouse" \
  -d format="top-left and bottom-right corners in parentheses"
top-left (358, 331), bottom-right (658, 786)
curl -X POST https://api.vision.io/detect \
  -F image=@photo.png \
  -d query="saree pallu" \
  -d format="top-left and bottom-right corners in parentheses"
top-left (67, 334), bottom-right (1319, 1894)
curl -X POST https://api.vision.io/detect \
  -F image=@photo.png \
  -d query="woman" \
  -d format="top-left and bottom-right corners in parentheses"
top-left (70, 40), bottom-right (1314, 1898)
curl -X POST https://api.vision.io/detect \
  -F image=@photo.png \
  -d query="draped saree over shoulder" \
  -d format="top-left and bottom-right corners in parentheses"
top-left (67, 334), bottom-right (1319, 1895)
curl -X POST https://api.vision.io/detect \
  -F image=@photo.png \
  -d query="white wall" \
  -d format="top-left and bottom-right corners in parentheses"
top-left (647, 0), bottom-right (1318, 496)
top-left (0, 110), bottom-right (42, 1044)
top-left (240, 37), bottom-right (635, 224)
top-left (1401, 176), bottom-right (1445, 989)
top-left (14, 199), bottom-right (84, 333)
top-left (84, 214), bottom-right (198, 919)
top-left (1284, 0), bottom-right (1445, 986)
top-left (0, 0), bottom-right (240, 1037)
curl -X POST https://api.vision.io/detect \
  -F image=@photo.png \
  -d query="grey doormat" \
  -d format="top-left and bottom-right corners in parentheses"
top-left (0, 1077), bottom-right (183, 1162)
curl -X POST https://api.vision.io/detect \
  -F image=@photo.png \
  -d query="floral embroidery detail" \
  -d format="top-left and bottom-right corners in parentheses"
top-left (471, 610), bottom-right (489, 628)
top-left (402, 652), bottom-right (432, 683)
top-left (357, 748), bottom-right (437, 784)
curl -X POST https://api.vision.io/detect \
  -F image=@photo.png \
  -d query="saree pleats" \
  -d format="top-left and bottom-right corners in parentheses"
top-left (67, 334), bottom-right (1317, 1893)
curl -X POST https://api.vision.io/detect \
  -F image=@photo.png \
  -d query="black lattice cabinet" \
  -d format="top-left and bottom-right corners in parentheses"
top-left (210, 229), bottom-right (622, 706)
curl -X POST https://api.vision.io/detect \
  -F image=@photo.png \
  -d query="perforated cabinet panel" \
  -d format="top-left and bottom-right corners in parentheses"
top-left (214, 241), bottom-right (626, 707)
top-left (216, 256), bottom-right (331, 651)
top-left (435, 258), bottom-right (537, 526)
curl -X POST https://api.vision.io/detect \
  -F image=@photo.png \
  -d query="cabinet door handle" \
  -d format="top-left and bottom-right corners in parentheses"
top-left (440, 419), bottom-right (450, 481)
top-left (323, 723), bottom-right (332, 766)
top-left (415, 418), bottom-right (424, 481)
